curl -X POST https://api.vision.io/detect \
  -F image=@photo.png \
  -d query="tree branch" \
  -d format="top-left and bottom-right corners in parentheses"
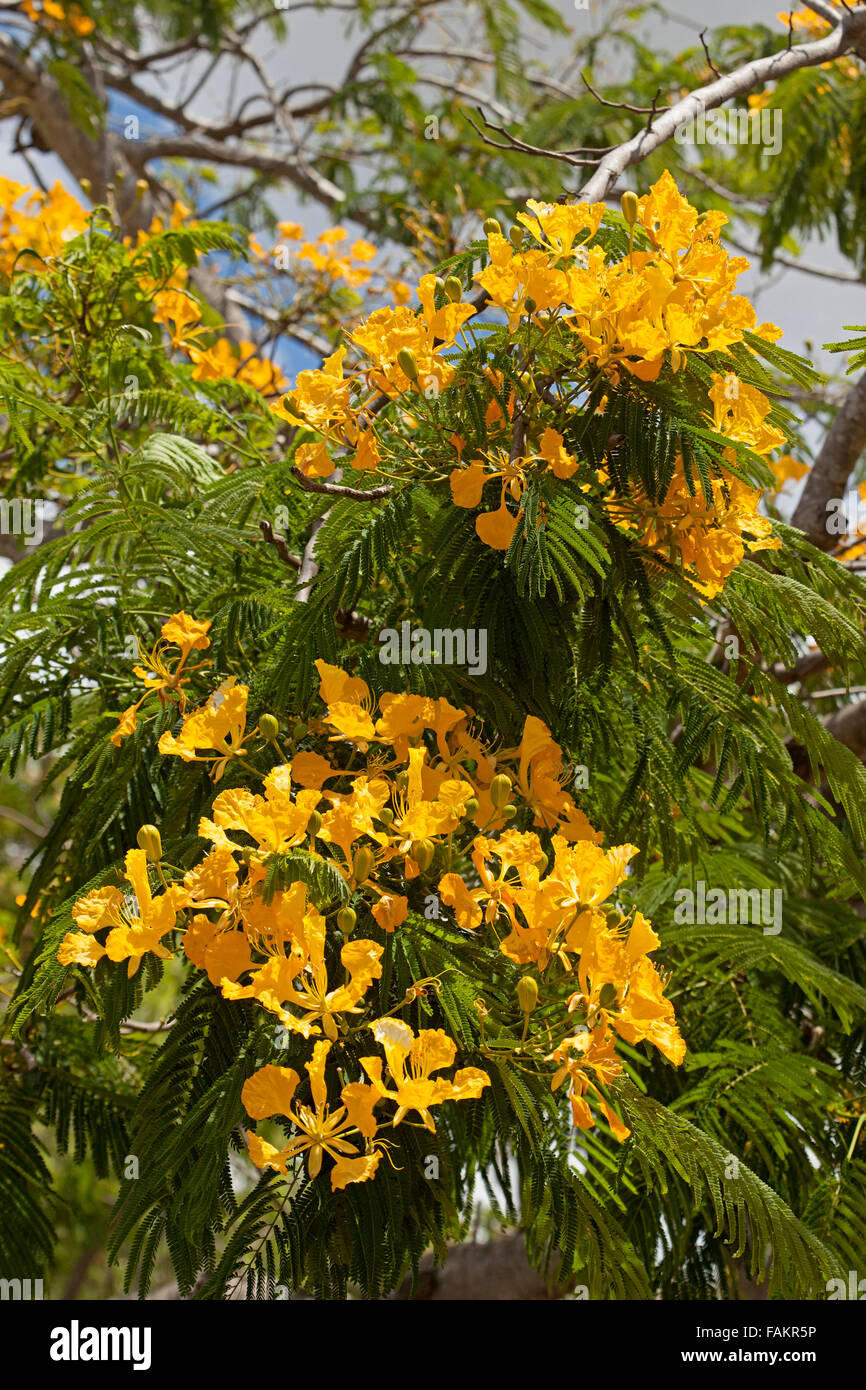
top-left (790, 371), bottom-right (866, 548)
top-left (578, 11), bottom-right (866, 203)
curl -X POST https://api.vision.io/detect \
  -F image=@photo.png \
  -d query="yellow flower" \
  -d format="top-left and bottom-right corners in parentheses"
top-left (371, 893), bottom-right (409, 933)
top-left (350, 275), bottom-right (474, 398)
top-left (361, 1018), bottom-right (489, 1132)
top-left (538, 426), bottom-right (578, 480)
top-left (183, 913), bottom-right (254, 987)
top-left (59, 849), bottom-right (189, 977)
top-left (158, 679), bottom-right (251, 780)
top-left (548, 1025), bottom-right (630, 1140)
top-left (199, 764), bottom-right (321, 855)
top-left (112, 610), bottom-right (211, 745)
top-left (152, 289), bottom-right (202, 349)
top-left (271, 346), bottom-right (354, 434)
top-left (474, 233), bottom-right (569, 331)
top-left (516, 199), bottom-right (606, 256)
top-left (244, 1041), bottom-right (382, 1189)
top-left (58, 932), bottom-right (106, 968)
top-left (281, 922), bottom-right (383, 1039)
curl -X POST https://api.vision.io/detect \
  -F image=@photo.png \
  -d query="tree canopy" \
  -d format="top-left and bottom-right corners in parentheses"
top-left (1, 0), bottom-right (866, 1302)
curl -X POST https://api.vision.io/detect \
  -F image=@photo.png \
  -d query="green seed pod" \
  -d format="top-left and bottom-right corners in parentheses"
top-left (136, 824), bottom-right (162, 863)
top-left (378, 807), bottom-right (395, 825)
top-left (395, 770), bottom-right (409, 793)
top-left (483, 217), bottom-right (502, 237)
top-left (501, 805), bottom-right (518, 820)
top-left (337, 906), bottom-right (357, 937)
top-left (259, 713), bottom-right (280, 744)
top-left (509, 224), bottom-right (524, 249)
top-left (444, 275), bottom-right (463, 302)
top-left (397, 347), bottom-right (419, 382)
top-left (536, 851), bottom-right (549, 874)
top-left (517, 976), bottom-right (539, 1015)
top-left (292, 720), bottom-right (308, 742)
top-left (353, 845), bottom-right (376, 882)
top-left (620, 191), bottom-right (639, 226)
top-left (307, 809), bottom-right (322, 837)
top-left (490, 773), bottom-right (512, 810)
top-left (523, 296), bottom-right (537, 316)
top-left (463, 797), bottom-right (479, 819)
top-left (414, 838), bottom-right (435, 872)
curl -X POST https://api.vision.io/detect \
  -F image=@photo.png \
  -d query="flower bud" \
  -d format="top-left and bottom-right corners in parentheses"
top-left (509, 225), bottom-right (524, 249)
top-left (136, 824), bottom-right (162, 862)
top-left (517, 976), bottom-right (539, 1015)
top-left (490, 773), bottom-right (512, 809)
top-left (259, 713), bottom-right (280, 744)
top-left (433, 276), bottom-right (445, 294)
top-left (395, 770), bottom-right (409, 792)
top-left (463, 797), bottom-right (479, 818)
top-left (483, 217), bottom-right (502, 237)
top-left (307, 809), bottom-right (322, 837)
top-left (501, 805), bottom-right (518, 819)
top-left (353, 845), bottom-right (376, 882)
top-left (292, 720), bottom-right (308, 742)
top-left (378, 807), bottom-right (395, 825)
top-left (337, 906), bottom-right (356, 936)
top-left (523, 297), bottom-right (536, 316)
top-left (397, 347), bottom-right (419, 382)
top-left (536, 851), bottom-right (548, 874)
top-left (414, 838), bottom-right (435, 872)
top-left (135, 179), bottom-right (149, 201)
top-left (444, 275), bottom-right (463, 302)
top-left (80, 178), bottom-right (92, 197)
top-left (620, 191), bottom-right (639, 226)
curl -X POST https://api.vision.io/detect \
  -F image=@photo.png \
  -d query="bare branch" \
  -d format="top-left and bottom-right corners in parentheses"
top-left (578, 11), bottom-right (866, 203)
top-left (259, 520), bottom-right (301, 569)
top-left (290, 467), bottom-right (394, 500)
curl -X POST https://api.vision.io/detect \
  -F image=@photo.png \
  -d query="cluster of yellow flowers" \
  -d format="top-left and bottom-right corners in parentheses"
top-left (0, 178), bottom-right (89, 276)
top-left (258, 222), bottom-right (380, 289)
top-left (269, 171), bottom-right (790, 594)
top-left (18, 0), bottom-right (94, 35)
top-left (151, 287), bottom-right (287, 393)
top-left (0, 180), bottom-right (286, 394)
top-left (603, 375), bottom-right (790, 597)
top-left (60, 644), bottom-right (685, 1188)
top-left (270, 271), bottom-right (477, 478)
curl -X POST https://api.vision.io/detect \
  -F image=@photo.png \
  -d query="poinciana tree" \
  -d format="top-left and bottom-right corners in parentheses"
top-left (1, 0), bottom-right (866, 1301)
